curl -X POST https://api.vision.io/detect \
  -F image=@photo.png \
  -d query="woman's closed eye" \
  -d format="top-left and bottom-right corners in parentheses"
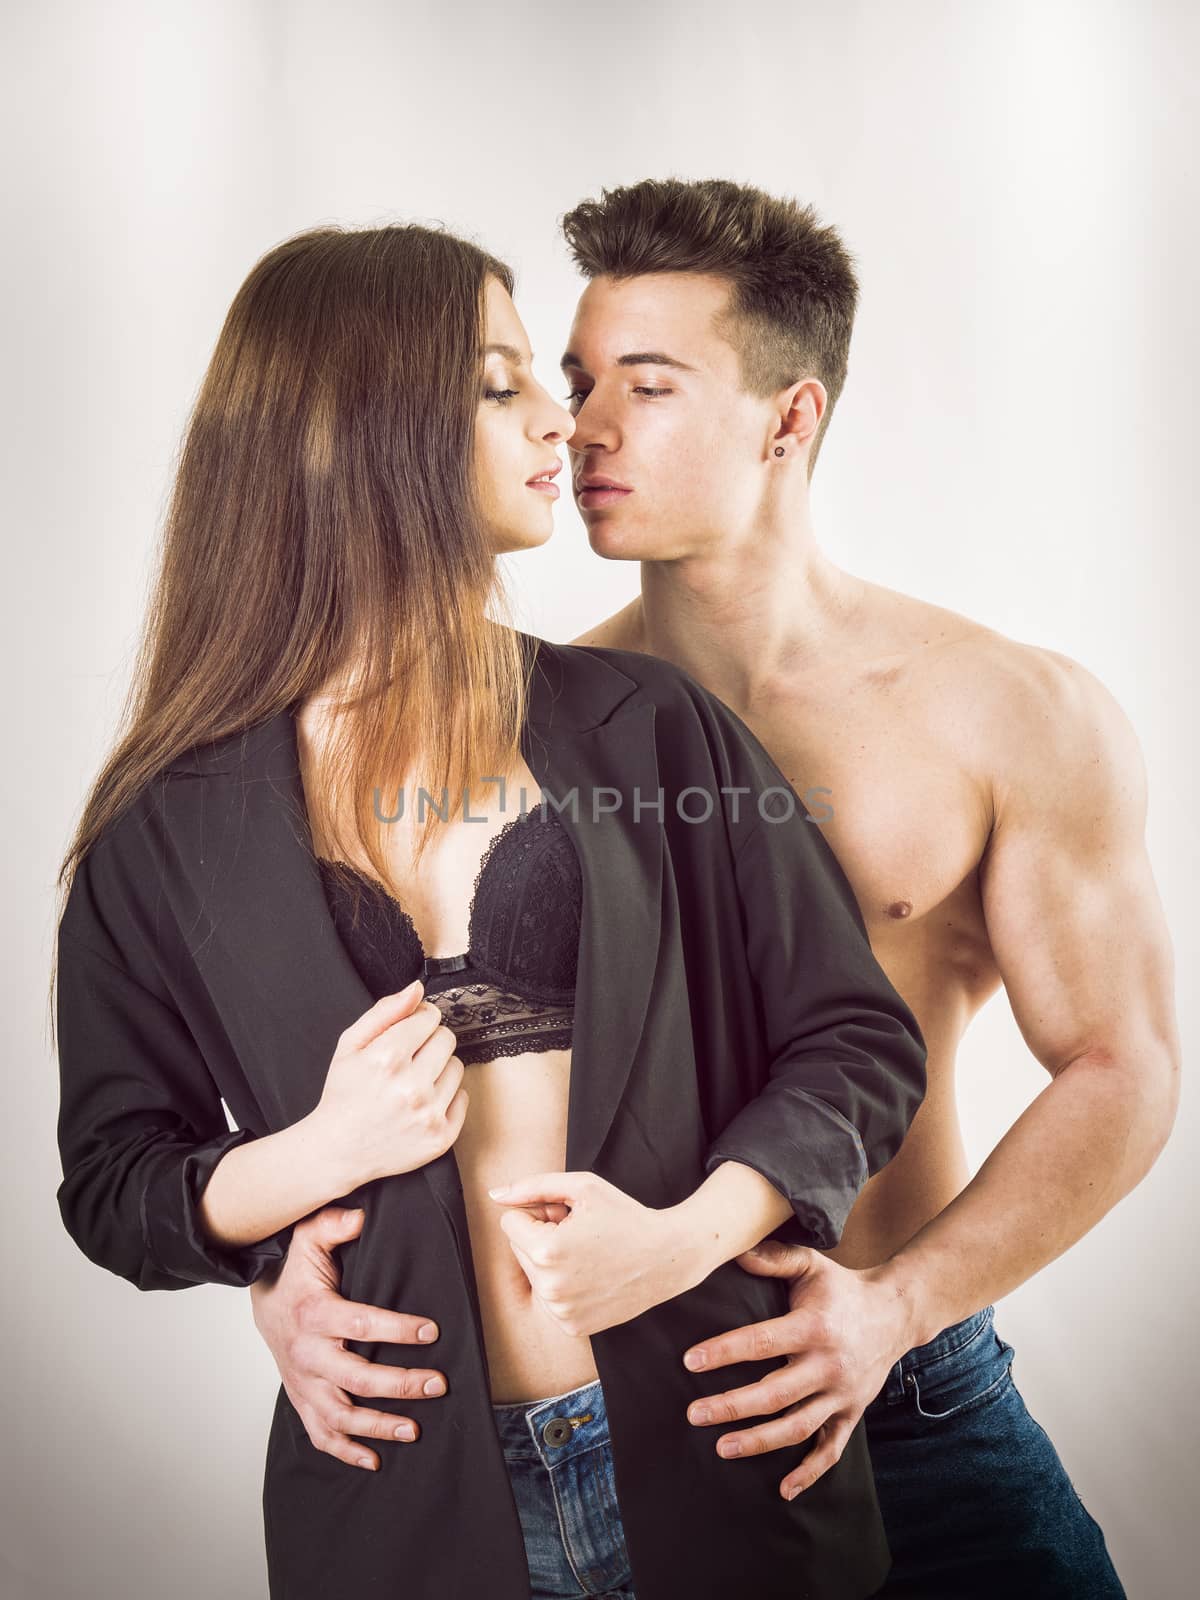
top-left (485, 387), bottom-right (520, 405)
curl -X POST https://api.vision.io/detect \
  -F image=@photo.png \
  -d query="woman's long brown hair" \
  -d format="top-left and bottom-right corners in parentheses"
top-left (49, 221), bottom-right (531, 1044)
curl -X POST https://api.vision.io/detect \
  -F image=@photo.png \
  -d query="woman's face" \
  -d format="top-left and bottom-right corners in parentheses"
top-left (473, 276), bottom-right (575, 555)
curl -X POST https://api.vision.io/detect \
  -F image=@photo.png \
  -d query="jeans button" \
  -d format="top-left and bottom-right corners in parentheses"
top-left (542, 1417), bottom-right (573, 1447)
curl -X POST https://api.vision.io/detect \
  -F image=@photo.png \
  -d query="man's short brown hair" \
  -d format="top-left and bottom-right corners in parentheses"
top-left (560, 177), bottom-right (859, 472)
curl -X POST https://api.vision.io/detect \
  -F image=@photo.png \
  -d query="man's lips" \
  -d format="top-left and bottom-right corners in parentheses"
top-left (576, 475), bottom-right (633, 507)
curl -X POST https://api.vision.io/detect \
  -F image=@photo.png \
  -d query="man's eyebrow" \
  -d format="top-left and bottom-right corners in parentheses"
top-left (484, 343), bottom-right (530, 363)
top-left (559, 349), bottom-right (699, 373)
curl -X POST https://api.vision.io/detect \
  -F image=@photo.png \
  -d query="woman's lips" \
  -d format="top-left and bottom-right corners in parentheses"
top-left (526, 462), bottom-right (562, 498)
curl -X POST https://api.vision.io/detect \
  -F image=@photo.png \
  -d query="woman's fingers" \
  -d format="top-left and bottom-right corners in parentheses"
top-left (336, 981), bottom-right (426, 1052)
top-left (412, 1022), bottom-right (460, 1076)
top-left (382, 1000), bottom-right (451, 1061)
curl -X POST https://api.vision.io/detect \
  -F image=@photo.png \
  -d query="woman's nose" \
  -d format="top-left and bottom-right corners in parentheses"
top-left (545, 405), bottom-right (576, 444)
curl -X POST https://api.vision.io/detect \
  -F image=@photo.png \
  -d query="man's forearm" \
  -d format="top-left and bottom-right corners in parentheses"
top-left (877, 1048), bottom-right (1177, 1349)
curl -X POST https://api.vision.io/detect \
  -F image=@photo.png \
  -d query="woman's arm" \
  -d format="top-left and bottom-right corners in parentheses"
top-left (55, 923), bottom-right (299, 1291)
top-left (56, 840), bottom-right (461, 1284)
top-left (195, 973), bottom-right (467, 1246)
top-left (194, 1109), bottom-right (354, 1250)
top-left (662, 1158), bottom-right (794, 1283)
top-left (56, 922), bottom-right (370, 1283)
top-left (489, 1159), bottom-right (798, 1337)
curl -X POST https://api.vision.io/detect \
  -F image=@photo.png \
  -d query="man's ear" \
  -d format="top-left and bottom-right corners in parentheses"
top-left (773, 375), bottom-right (827, 456)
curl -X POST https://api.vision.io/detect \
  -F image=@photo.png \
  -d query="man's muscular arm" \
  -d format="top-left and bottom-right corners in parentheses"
top-left (877, 652), bottom-right (1180, 1342)
top-left (681, 651), bottom-right (1180, 1498)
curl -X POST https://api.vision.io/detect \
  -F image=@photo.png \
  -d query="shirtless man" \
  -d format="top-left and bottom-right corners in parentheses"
top-left (249, 180), bottom-right (1179, 1596)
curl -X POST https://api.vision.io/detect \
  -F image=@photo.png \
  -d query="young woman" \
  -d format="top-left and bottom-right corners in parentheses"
top-left (52, 223), bottom-right (927, 1600)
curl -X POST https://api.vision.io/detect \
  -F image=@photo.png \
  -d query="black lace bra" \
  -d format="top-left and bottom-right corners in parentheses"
top-left (316, 805), bottom-right (581, 1066)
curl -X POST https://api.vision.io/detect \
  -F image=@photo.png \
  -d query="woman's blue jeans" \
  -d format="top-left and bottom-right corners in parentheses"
top-left (492, 1376), bottom-right (636, 1600)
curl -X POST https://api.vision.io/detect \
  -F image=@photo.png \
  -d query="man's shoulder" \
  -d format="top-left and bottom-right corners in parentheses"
top-left (975, 636), bottom-right (1141, 819)
top-left (547, 617), bottom-right (706, 708)
top-left (872, 584), bottom-right (1114, 740)
top-left (882, 596), bottom-right (1139, 833)
top-left (940, 624), bottom-right (1124, 757)
top-left (537, 633), bottom-right (769, 788)
top-left (566, 603), bottom-right (737, 711)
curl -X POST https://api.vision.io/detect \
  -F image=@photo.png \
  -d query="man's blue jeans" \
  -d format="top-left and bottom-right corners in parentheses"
top-left (864, 1305), bottom-right (1126, 1597)
top-left (492, 1308), bottom-right (1124, 1598)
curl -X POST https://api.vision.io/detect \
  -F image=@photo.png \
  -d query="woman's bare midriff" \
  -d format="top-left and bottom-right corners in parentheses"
top-left (452, 1043), bottom-right (599, 1403)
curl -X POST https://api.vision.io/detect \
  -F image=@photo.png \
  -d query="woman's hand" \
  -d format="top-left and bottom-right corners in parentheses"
top-left (312, 979), bottom-right (468, 1189)
top-left (489, 1171), bottom-right (703, 1336)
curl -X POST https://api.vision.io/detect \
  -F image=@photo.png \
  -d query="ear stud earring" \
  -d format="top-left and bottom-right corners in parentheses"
top-left (774, 446), bottom-right (785, 457)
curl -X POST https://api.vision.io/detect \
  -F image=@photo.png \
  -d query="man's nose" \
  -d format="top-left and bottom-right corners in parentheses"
top-left (567, 403), bottom-right (614, 453)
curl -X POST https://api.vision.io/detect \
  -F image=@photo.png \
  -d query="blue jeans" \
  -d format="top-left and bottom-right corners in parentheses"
top-left (492, 1376), bottom-right (635, 1600)
top-left (864, 1305), bottom-right (1125, 1597)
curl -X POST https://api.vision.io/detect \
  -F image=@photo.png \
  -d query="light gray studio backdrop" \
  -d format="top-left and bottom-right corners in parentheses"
top-left (5, 2), bottom-right (1196, 1596)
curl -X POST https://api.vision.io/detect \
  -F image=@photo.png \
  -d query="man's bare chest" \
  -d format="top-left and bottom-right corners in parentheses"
top-left (734, 683), bottom-right (991, 944)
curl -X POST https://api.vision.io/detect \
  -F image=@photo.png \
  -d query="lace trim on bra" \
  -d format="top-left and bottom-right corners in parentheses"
top-left (418, 976), bottom-right (574, 1066)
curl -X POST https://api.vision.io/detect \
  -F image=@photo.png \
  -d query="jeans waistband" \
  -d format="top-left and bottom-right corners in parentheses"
top-left (491, 1376), bottom-right (609, 1466)
top-left (871, 1305), bottom-right (996, 1407)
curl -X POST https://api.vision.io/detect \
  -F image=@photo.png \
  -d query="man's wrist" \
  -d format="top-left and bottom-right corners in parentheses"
top-left (868, 1251), bottom-right (946, 1354)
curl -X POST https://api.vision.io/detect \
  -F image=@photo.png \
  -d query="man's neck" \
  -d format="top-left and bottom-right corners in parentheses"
top-left (634, 504), bottom-right (867, 715)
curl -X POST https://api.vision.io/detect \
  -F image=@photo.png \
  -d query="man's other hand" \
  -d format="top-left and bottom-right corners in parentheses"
top-left (248, 1205), bottom-right (447, 1471)
top-left (681, 1240), bottom-right (914, 1500)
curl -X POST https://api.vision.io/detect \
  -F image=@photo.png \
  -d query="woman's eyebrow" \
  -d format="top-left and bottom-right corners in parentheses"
top-left (484, 343), bottom-right (530, 363)
top-left (560, 349), bottom-right (699, 374)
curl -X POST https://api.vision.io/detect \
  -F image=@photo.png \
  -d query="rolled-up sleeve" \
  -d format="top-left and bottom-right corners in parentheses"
top-left (703, 803), bottom-right (927, 1250)
top-left (55, 925), bottom-right (292, 1291)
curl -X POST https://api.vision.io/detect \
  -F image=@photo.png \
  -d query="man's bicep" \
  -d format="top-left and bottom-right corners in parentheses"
top-left (977, 664), bottom-right (1176, 1078)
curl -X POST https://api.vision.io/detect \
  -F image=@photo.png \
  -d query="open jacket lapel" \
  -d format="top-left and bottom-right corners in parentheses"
top-left (532, 700), bottom-right (664, 1178)
top-left (169, 638), bottom-right (664, 1285)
